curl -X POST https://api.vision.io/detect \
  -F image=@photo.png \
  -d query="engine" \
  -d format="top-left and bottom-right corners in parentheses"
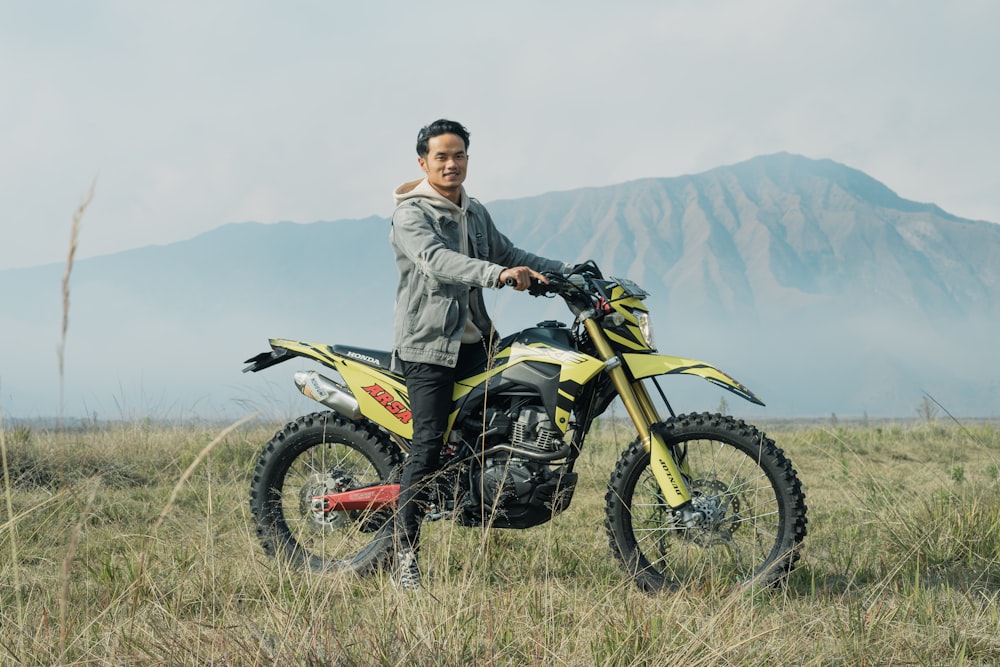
top-left (512, 405), bottom-right (563, 451)
top-left (457, 402), bottom-right (578, 529)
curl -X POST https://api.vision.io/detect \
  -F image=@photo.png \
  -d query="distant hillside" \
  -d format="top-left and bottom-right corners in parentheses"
top-left (490, 153), bottom-right (1000, 321)
top-left (2, 153), bottom-right (998, 420)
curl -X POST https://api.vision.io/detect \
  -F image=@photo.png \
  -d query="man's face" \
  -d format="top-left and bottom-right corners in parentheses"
top-left (419, 133), bottom-right (468, 200)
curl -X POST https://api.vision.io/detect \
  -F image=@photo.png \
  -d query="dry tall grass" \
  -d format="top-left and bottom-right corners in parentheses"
top-left (57, 180), bottom-right (96, 425)
top-left (1, 417), bottom-right (999, 665)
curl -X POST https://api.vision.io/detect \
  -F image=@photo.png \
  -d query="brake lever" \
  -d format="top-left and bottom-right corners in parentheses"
top-left (528, 278), bottom-right (550, 297)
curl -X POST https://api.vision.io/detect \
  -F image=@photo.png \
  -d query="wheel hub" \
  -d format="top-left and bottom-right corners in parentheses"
top-left (681, 479), bottom-right (740, 547)
top-left (299, 471), bottom-right (353, 531)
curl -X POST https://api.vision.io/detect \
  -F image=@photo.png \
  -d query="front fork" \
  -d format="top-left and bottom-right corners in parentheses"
top-left (584, 319), bottom-right (696, 513)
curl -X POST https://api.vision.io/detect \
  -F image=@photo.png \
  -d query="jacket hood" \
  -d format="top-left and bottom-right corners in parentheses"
top-left (393, 177), bottom-right (468, 212)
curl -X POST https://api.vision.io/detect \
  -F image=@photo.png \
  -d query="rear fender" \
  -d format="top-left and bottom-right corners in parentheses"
top-left (246, 339), bottom-right (415, 438)
top-left (243, 338), bottom-right (343, 373)
top-left (622, 353), bottom-right (764, 406)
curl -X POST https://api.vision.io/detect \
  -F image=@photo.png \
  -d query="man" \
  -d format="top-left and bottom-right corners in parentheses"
top-left (388, 119), bottom-right (569, 590)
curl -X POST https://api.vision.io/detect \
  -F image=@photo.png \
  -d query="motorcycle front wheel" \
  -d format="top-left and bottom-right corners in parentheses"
top-left (605, 412), bottom-right (808, 593)
top-left (249, 411), bottom-right (401, 573)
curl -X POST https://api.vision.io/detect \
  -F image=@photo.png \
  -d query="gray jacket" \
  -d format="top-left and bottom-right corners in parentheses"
top-left (390, 178), bottom-right (567, 367)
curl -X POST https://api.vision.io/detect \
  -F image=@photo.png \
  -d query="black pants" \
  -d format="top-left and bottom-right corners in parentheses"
top-left (395, 342), bottom-right (487, 551)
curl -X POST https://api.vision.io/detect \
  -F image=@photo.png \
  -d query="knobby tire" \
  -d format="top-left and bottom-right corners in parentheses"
top-left (249, 411), bottom-right (401, 574)
top-left (604, 412), bottom-right (808, 593)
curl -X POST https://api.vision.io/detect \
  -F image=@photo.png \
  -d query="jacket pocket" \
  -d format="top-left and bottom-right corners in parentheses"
top-left (472, 231), bottom-right (490, 259)
top-left (405, 291), bottom-right (425, 334)
top-left (407, 289), bottom-right (459, 340)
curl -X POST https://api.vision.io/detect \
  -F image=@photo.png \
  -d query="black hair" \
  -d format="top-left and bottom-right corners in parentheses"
top-left (416, 119), bottom-right (470, 156)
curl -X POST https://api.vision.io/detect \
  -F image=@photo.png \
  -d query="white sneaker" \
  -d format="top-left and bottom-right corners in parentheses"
top-left (392, 548), bottom-right (421, 591)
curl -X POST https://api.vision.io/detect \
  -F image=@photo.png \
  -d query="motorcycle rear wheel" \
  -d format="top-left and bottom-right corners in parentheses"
top-left (605, 412), bottom-right (807, 593)
top-left (249, 411), bottom-right (401, 573)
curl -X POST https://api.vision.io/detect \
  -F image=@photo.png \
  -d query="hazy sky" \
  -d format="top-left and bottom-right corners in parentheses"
top-left (2, 1), bottom-right (998, 270)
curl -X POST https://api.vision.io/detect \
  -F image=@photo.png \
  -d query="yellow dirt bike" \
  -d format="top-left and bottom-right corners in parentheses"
top-left (244, 261), bottom-right (807, 592)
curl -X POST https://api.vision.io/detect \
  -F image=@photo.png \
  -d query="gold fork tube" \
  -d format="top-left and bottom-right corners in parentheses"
top-left (631, 379), bottom-right (663, 426)
top-left (583, 319), bottom-right (692, 507)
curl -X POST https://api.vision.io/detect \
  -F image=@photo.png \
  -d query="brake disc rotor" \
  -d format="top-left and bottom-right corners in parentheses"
top-left (683, 479), bottom-right (740, 547)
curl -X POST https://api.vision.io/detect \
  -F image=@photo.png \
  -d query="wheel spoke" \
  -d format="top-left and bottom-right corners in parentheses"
top-left (606, 414), bottom-right (806, 591)
top-left (250, 414), bottom-right (398, 570)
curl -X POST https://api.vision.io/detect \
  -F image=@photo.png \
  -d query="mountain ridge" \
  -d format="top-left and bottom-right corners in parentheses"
top-left (2, 153), bottom-right (997, 420)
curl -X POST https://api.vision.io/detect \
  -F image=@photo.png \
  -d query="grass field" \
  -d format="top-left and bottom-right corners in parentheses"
top-left (2, 415), bottom-right (999, 665)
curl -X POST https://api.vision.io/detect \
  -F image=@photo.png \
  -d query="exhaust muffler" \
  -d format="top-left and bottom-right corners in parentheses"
top-left (293, 371), bottom-right (362, 419)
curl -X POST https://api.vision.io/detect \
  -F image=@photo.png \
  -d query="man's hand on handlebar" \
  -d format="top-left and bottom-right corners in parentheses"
top-left (499, 266), bottom-right (548, 291)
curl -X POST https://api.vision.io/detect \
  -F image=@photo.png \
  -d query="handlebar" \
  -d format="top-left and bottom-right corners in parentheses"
top-left (528, 277), bottom-right (556, 297)
top-left (502, 260), bottom-right (604, 299)
top-left (504, 275), bottom-right (556, 296)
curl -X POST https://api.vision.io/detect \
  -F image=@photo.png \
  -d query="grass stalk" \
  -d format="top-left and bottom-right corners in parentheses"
top-left (58, 179), bottom-right (96, 426)
top-left (135, 415), bottom-right (256, 582)
top-left (58, 480), bottom-right (98, 660)
top-left (0, 406), bottom-right (25, 658)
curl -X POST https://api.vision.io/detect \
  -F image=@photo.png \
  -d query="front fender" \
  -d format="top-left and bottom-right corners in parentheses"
top-left (622, 353), bottom-right (764, 406)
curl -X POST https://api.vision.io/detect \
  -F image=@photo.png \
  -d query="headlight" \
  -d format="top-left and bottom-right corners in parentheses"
top-left (635, 311), bottom-right (656, 350)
